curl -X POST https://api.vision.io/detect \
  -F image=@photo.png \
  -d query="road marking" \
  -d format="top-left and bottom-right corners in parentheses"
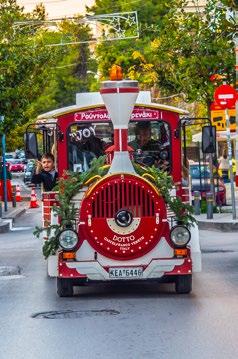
top-left (0, 275), bottom-right (25, 280)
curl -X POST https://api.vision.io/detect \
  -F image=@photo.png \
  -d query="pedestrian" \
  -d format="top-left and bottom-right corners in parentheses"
top-left (218, 149), bottom-right (229, 181)
top-left (31, 153), bottom-right (58, 191)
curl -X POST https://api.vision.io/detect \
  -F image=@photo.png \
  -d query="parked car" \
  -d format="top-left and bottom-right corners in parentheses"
top-left (15, 150), bottom-right (27, 163)
top-left (5, 153), bottom-right (16, 164)
top-left (190, 163), bottom-right (226, 206)
top-left (24, 161), bottom-right (35, 184)
top-left (9, 159), bottom-right (25, 172)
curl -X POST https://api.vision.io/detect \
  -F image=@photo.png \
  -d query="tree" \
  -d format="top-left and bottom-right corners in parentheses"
top-left (88, 0), bottom-right (184, 86)
top-left (26, 17), bottom-right (97, 121)
top-left (0, 0), bottom-right (58, 148)
top-left (88, 0), bottom-right (235, 112)
top-left (0, 2), bottom-right (96, 150)
top-left (151, 0), bottom-right (235, 106)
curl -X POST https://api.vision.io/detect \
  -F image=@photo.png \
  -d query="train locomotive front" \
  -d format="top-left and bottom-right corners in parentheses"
top-left (55, 78), bottom-right (200, 297)
top-left (79, 173), bottom-right (168, 261)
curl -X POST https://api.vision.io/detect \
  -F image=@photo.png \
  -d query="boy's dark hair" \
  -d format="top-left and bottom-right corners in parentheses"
top-left (41, 153), bottom-right (55, 162)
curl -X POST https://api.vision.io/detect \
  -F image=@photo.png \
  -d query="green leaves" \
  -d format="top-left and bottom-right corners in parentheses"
top-left (0, 4), bottom-right (95, 150)
top-left (36, 156), bottom-right (196, 258)
top-left (133, 163), bottom-right (197, 228)
top-left (0, 1), bottom-right (56, 140)
top-left (168, 197), bottom-right (197, 227)
top-left (34, 156), bottom-right (108, 259)
top-left (90, 0), bottom-right (234, 110)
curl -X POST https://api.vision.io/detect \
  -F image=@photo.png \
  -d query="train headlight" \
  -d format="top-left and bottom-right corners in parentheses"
top-left (58, 229), bottom-right (78, 250)
top-left (159, 150), bottom-right (168, 160)
top-left (170, 225), bottom-right (191, 247)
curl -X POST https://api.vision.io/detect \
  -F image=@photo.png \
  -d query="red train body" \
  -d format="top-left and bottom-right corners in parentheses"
top-left (28, 79), bottom-right (201, 296)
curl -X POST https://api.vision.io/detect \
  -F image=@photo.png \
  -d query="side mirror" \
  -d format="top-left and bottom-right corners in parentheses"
top-left (24, 132), bottom-right (39, 159)
top-left (202, 126), bottom-right (216, 154)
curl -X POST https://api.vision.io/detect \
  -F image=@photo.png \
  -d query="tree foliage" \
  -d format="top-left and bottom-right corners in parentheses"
top-left (26, 18), bottom-right (97, 122)
top-left (89, 0), bottom-right (235, 110)
top-left (0, 0), bottom-right (236, 150)
top-left (0, 1), bottom-right (96, 150)
top-left (0, 0), bottom-right (57, 133)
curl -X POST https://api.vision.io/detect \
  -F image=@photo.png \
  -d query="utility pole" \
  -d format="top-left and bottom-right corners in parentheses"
top-left (2, 134), bottom-right (7, 212)
top-left (225, 108), bottom-right (237, 219)
top-left (234, 2), bottom-right (238, 192)
top-left (0, 116), bottom-right (8, 212)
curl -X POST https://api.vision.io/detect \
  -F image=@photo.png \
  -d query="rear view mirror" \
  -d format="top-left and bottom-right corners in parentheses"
top-left (24, 132), bottom-right (39, 159)
top-left (202, 126), bottom-right (216, 154)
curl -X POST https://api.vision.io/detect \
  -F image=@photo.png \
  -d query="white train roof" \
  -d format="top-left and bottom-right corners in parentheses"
top-left (37, 90), bottom-right (189, 121)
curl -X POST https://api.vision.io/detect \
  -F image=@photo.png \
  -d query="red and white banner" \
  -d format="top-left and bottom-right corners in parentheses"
top-left (74, 108), bottom-right (161, 121)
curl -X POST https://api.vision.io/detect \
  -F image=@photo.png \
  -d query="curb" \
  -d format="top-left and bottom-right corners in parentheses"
top-left (2, 208), bottom-right (26, 222)
top-left (197, 221), bottom-right (238, 232)
top-left (0, 265), bottom-right (21, 276)
top-left (0, 220), bottom-right (10, 233)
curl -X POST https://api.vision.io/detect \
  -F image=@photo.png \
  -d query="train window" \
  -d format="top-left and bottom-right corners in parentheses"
top-left (67, 121), bottom-right (171, 173)
top-left (67, 122), bottom-right (113, 172)
top-left (128, 121), bottom-right (171, 171)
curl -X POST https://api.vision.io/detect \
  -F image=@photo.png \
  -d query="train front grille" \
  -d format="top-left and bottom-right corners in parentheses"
top-left (91, 180), bottom-right (155, 218)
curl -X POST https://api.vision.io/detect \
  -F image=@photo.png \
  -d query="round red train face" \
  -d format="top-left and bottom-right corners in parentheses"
top-left (79, 173), bottom-right (168, 260)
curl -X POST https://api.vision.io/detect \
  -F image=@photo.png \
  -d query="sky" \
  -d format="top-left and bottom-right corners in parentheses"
top-left (17, 0), bottom-right (95, 19)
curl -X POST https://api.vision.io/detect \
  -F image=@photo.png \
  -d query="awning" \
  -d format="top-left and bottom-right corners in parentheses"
top-left (192, 131), bottom-right (238, 143)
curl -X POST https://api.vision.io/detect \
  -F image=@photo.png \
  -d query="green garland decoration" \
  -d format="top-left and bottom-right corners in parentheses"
top-left (34, 156), bottom-right (109, 258)
top-left (34, 157), bottom-right (196, 259)
top-left (133, 163), bottom-right (197, 227)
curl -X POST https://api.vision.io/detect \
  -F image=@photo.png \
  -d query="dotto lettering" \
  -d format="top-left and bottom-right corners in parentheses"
top-left (112, 235), bottom-right (135, 243)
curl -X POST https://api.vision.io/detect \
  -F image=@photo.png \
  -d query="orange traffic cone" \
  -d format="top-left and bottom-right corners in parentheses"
top-left (15, 184), bottom-right (22, 202)
top-left (29, 187), bottom-right (39, 208)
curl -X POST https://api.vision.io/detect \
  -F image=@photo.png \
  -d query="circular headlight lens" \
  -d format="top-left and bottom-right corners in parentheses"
top-left (115, 210), bottom-right (133, 227)
top-left (159, 150), bottom-right (168, 160)
top-left (58, 230), bottom-right (78, 250)
top-left (170, 226), bottom-right (191, 247)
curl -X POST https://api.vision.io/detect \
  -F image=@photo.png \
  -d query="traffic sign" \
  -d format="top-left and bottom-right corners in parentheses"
top-left (214, 84), bottom-right (237, 109)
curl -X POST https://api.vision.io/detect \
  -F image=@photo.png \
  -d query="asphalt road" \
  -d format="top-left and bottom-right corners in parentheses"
top-left (0, 208), bottom-right (238, 359)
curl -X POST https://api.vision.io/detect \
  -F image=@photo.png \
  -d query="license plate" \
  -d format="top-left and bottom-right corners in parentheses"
top-left (109, 267), bottom-right (143, 279)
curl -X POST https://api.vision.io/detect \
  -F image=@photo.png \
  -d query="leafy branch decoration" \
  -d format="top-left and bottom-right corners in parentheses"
top-left (34, 157), bottom-right (196, 259)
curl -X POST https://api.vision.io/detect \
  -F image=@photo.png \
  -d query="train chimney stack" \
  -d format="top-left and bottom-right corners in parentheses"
top-left (100, 66), bottom-right (139, 173)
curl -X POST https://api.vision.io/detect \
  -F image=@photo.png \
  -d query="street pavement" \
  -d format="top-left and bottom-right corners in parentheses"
top-left (0, 171), bottom-right (237, 359)
top-left (5, 172), bottom-right (238, 232)
top-left (195, 182), bottom-right (238, 231)
top-left (0, 208), bottom-right (238, 358)
top-left (7, 173), bottom-right (238, 231)
top-left (0, 173), bottom-right (40, 231)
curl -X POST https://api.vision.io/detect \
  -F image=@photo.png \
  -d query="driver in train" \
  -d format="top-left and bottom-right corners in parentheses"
top-left (129, 121), bottom-right (158, 152)
top-left (129, 121), bottom-right (169, 169)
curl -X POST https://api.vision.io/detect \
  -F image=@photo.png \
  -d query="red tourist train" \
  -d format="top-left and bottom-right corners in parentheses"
top-left (25, 75), bottom-right (207, 297)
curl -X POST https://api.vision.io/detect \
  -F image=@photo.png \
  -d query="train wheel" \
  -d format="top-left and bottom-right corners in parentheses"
top-left (175, 275), bottom-right (192, 294)
top-left (57, 278), bottom-right (74, 297)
